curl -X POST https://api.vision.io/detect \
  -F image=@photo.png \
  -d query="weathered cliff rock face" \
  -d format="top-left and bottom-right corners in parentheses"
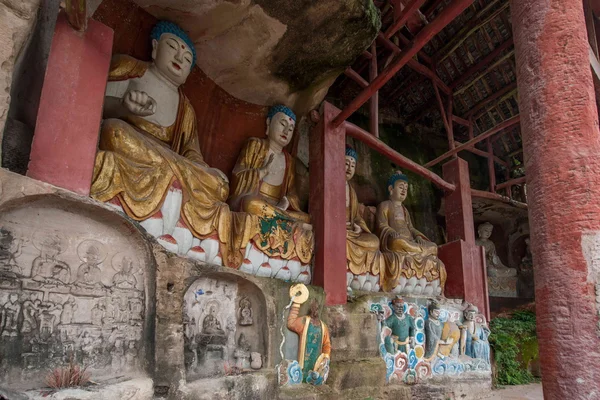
top-left (131, 0), bottom-right (380, 113)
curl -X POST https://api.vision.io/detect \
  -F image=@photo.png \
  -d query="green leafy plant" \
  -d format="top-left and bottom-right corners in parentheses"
top-left (489, 310), bottom-right (538, 386)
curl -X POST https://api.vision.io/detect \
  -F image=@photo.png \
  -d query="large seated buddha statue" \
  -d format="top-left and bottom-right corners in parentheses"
top-left (376, 171), bottom-right (446, 295)
top-left (344, 147), bottom-right (383, 292)
top-left (90, 21), bottom-right (233, 264)
top-left (229, 106), bottom-right (313, 281)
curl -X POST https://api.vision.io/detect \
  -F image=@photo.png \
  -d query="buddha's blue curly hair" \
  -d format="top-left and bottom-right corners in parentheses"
top-left (345, 146), bottom-right (358, 161)
top-left (151, 21), bottom-right (197, 67)
top-left (267, 104), bottom-right (296, 122)
top-left (388, 171), bottom-right (409, 188)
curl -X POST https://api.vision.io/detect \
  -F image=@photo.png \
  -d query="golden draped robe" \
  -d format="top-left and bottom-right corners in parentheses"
top-left (346, 184), bottom-right (384, 276)
top-left (228, 137), bottom-right (313, 264)
top-left (376, 200), bottom-right (446, 293)
top-left (91, 55), bottom-right (234, 262)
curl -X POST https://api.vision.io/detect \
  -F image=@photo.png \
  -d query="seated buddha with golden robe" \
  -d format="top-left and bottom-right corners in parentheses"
top-left (376, 171), bottom-right (446, 295)
top-left (90, 21), bottom-right (235, 263)
top-left (228, 106), bottom-right (313, 265)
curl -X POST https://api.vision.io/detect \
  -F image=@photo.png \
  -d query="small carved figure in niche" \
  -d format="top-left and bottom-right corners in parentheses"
top-left (111, 339), bottom-right (125, 372)
top-left (116, 295), bottom-right (131, 323)
top-left (1, 293), bottom-right (21, 337)
top-left (251, 352), bottom-right (262, 369)
top-left (91, 300), bottom-right (105, 325)
top-left (460, 303), bottom-right (490, 364)
top-left (38, 302), bottom-right (62, 339)
top-left (125, 341), bottom-right (137, 371)
top-left (378, 296), bottom-right (415, 355)
top-left (475, 222), bottom-right (516, 277)
top-left (111, 254), bottom-right (138, 289)
top-left (287, 284), bottom-right (331, 384)
top-left (239, 297), bottom-right (253, 326)
top-left (31, 234), bottom-right (70, 285)
top-left (0, 228), bottom-right (26, 276)
top-left (60, 296), bottom-right (78, 325)
top-left (376, 171), bottom-right (447, 293)
top-left (79, 331), bottom-right (94, 361)
top-left (202, 305), bottom-right (224, 335)
top-left (344, 147), bottom-right (383, 280)
top-left (234, 333), bottom-right (251, 369)
top-left (75, 240), bottom-right (106, 287)
top-left (22, 292), bottom-right (42, 333)
top-left (518, 237), bottom-right (535, 298)
top-left (424, 301), bottom-right (460, 359)
top-left (129, 297), bottom-right (144, 321)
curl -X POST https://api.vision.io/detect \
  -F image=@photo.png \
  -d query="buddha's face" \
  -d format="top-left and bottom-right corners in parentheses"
top-left (152, 33), bottom-right (194, 86)
top-left (430, 308), bottom-right (440, 320)
top-left (478, 225), bottom-right (493, 239)
top-left (267, 112), bottom-right (295, 148)
top-left (392, 301), bottom-right (404, 316)
top-left (389, 180), bottom-right (408, 202)
top-left (345, 156), bottom-right (356, 181)
top-left (465, 310), bottom-right (476, 321)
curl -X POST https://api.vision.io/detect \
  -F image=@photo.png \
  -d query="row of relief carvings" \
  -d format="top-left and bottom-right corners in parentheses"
top-left (86, 20), bottom-right (447, 295)
top-left (370, 298), bottom-right (490, 384)
top-left (0, 226), bottom-right (145, 382)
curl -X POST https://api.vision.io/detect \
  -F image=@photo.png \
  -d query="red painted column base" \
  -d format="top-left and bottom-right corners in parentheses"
top-left (27, 12), bottom-right (113, 196)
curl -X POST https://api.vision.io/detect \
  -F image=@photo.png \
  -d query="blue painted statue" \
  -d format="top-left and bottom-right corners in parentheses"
top-left (460, 303), bottom-right (490, 364)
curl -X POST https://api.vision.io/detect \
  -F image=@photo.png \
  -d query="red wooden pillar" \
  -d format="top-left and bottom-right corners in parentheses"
top-left (27, 11), bottom-right (113, 195)
top-left (512, 0), bottom-right (600, 397)
top-left (310, 102), bottom-right (347, 305)
top-left (438, 157), bottom-right (489, 319)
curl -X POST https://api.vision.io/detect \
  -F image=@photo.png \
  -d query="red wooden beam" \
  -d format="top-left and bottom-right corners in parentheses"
top-left (385, 0), bottom-right (428, 39)
top-left (397, 32), bottom-right (433, 65)
top-left (495, 176), bottom-right (526, 191)
top-left (450, 38), bottom-right (514, 90)
top-left (424, 115), bottom-right (520, 167)
top-left (452, 114), bottom-right (470, 126)
top-left (471, 188), bottom-right (528, 209)
top-left (486, 138), bottom-right (496, 193)
top-left (376, 33), bottom-right (451, 94)
top-left (370, 42), bottom-right (379, 138)
top-left (344, 121), bottom-right (456, 191)
top-left (387, 74), bottom-right (427, 103)
top-left (425, 0), bottom-right (446, 18)
top-left (332, 0), bottom-right (475, 128)
top-left (344, 67), bottom-right (368, 88)
top-left (362, 50), bottom-right (373, 59)
top-left (454, 141), bottom-right (508, 167)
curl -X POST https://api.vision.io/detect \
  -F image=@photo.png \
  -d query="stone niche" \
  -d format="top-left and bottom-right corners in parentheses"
top-left (0, 194), bottom-right (155, 390)
top-left (183, 272), bottom-right (267, 381)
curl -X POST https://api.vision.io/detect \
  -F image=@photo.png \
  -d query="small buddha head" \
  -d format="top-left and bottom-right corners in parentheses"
top-left (41, 235), bottom-right (62, 258)
top-left (150, 21), bottom-right (196, 86)
top-left (477, 222), bottom-right (494, 240)
top-left (428, 301), bottom-right (441, 320)
top-left (390, 296), bottom-right (405, 317)
top-left (266, 105), bottom-right (296, 149)
top-left (345, 146), bottom-right (358, 182)
top-left (388, 171), bottom-right (409, 202)
top-left (463, 303), bottom-right (478, 321)
top-left (84, 245), bottom-right (101, 264)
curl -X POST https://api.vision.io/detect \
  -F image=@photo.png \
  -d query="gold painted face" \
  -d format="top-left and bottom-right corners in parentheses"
top-left (267, 112), bottom-right (295, 148)
top-left (152, 33), bottom-right (193, 85)
top-left (345, 156), bottom-right (356, 181)
top-left (389, 180), bottom-right (408, 202)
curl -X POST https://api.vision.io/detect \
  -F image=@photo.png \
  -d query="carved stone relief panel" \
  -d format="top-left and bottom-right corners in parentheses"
top-left (0, 197), bottom-right (152, 389)
top-left (183, 274), bottom-right (267, 380)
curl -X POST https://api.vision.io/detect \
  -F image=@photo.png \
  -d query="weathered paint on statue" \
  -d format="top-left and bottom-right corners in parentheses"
top-left (90, 21), bottom-right (233, 264)
top-left (380, 296), bottom-right (415, 354)
top-left (344, 147), bottom-right (383, 291)
top-left (229, 105), bottom-right (314, 277)
top-left (424, 301), bottom-right (460, 359)
top-left (460, 304), bottom-right (490, 364)
top-left (475, 222), bottom-right (516, 277)
top-left (376, 171), bottom-right (446, 295)
top-left (285, 284), bottom-right (331, 385)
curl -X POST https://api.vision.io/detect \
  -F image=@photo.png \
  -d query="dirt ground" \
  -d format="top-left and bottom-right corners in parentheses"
top-left (483, 383), bottom-right (543, 399)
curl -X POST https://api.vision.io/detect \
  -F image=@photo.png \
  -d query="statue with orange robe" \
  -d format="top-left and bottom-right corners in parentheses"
top-left (228, 105), bottom-right (313, 265)
top-left (376, 171), bottom-right (446, 294)
top-left (90, 21), bottom-right (235, 263)
top-left (344, 147), bottom-right (384, 281)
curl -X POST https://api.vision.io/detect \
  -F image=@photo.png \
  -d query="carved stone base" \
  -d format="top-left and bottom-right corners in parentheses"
top-left (239, 243), bottom-right (312, 284)
top-left (487, 276), bottom-right (518, 297)
top-left (346, 272), bottom-right (380, 292)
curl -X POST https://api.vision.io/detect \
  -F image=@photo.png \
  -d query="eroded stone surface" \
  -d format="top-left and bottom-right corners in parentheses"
top-left (132, 0), bottom-right (380, 113)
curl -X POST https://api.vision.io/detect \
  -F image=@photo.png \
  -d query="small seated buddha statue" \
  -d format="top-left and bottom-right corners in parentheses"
top-left (475, 222), bottom-right (516, 277)
top-left (229, 105), bottom-right (313, 265)
top-left (344, 147), bottom-right (383, 284)
top-left (376, 171), bottom-right (446, 294)
top-left (90, 21), bottom-right (232, 261)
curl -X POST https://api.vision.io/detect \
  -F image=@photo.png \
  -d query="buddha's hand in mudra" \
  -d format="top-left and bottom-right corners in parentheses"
top-left (123, 90), bottom-right (157, 116)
